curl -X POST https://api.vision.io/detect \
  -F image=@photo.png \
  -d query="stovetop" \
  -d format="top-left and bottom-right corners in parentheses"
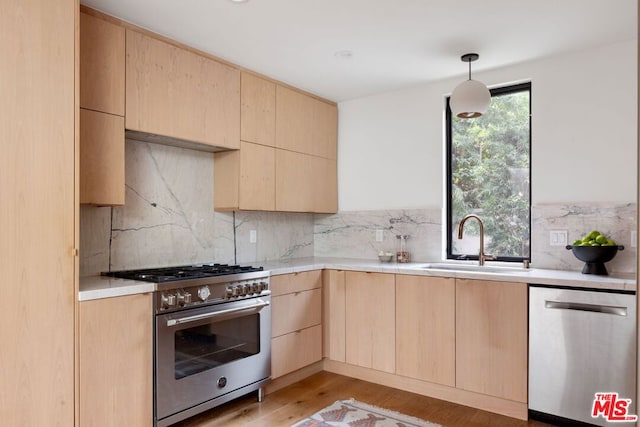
top-left (103, 263), bottom-right (264, 283)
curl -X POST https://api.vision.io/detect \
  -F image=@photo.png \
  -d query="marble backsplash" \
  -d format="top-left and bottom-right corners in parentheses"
top-left (313, 203), bottom-right (637, 274)
top-left (79, 140), bottom-right (636, 275)
top-left (79, 140), bottom-right (314, 276)
top-left (531, 203), bottom-right (637, 273)
top-left (313, 209), bottom-right (443, 262)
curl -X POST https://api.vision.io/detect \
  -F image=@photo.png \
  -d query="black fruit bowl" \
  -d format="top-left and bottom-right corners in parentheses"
top-left (565, 244), bottom-right (624, 275)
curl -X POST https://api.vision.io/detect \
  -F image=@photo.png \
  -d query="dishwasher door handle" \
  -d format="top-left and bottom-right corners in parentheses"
top-left (545, 300), bottom-right (628, 316)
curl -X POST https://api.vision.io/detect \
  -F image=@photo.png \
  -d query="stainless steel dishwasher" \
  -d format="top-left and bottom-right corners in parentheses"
top-left (529, 285), bottom-right (636, 426)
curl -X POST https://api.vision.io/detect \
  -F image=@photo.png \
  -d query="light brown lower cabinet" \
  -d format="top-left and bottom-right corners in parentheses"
top-left (323, 270), bottom-right (346, 362)
top-left (455, 279), bottom-right (528, 402)
top-left (271, 324), bottom-right (323, 378)
top-left (270, 271), bottom-right (323, 378)
top-left (272, 288), bottom-right (322, 337)
top-left (345, 271), bottom-right (395, 373)
top-left (396, 275), bottom-right (455, 386)
top-left (79, 293), bottom-right (153, 426)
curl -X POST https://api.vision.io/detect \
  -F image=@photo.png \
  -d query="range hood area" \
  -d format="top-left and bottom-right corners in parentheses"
top-left (125, 130), bottom-right (234, 153)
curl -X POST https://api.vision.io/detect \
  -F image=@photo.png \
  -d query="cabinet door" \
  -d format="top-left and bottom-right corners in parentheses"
top-left (79, 293), bottom-right (153, 426)
top-left (396, 275), bottom-right (455, 386)
top-left (323, 270), bottom-right (346, 362)
top-left (275, 85), bottom-right (337, 159)
top-left (80, 109), bottom-right (125, 205)
top-left (275, 149), bottom-right (314, 212)
top-left (241, 72), bottom-right (275, 146)
top-left (311, 156), bottom-right (337, 213)
top-left (213, 141), bottom-right (275, 211)
top-left (80, 12), bottom-right (125, 115)
top-left (345, 272), bottom-right (395, 373)
top-left (126, 30), bottom-right (240, 149)
top-left (313, 99), bottom-right (338, 159)
top-left (456, 279), bottom-right (528, 402)
top-left (239, 141), bottom-right (275, 210)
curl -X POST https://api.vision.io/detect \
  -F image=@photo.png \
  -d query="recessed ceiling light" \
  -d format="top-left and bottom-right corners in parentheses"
top-left (334, 50), bottom-right (354, 59)
top-left (229, 0), bottom-right (249, 3)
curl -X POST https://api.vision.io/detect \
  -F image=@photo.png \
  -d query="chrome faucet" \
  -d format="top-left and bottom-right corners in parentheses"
top-left (457, 214), bottom-right (495, 266)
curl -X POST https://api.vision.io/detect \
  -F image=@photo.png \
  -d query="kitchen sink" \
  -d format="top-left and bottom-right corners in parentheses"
top-left (420, 262), bottom-right (531, 274)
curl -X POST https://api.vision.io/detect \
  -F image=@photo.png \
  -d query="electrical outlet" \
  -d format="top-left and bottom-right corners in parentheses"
top-left (549, 230), bottom-right (568, 246)
top-left (375, 229), bottom-right (384, 242)
top-left (249, 230), bottom-right (257, 243)
top-left (631, 231), bottom-right (637, 248)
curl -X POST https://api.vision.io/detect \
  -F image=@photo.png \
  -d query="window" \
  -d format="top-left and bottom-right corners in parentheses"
top-left (446, 82), bottom-right (531, 262)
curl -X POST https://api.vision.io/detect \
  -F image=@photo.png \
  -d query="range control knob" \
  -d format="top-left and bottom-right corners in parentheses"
top-left (260, 281), bottom-right (268, 291)
top-left (252, 282), bottom-right (260, 293)
top-left (177, 292), bottom-right (185, 306)
top-left (160, 293), bottom-right (170, 309)
top-left (233, 286), bottom-right (243, 296)
top-left (198, 286), bottom-right (211, 301)
top-left (244, 284), bottom-right (253, 295)
top-left (183, 292), bottom-right (192, 304)
top-left (166, 293), bottom-right (177, 307)
top-left (225, 287), bottom-right (234, 298)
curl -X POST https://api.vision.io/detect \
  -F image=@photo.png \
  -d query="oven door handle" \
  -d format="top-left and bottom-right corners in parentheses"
top-left (166, 299), bottom-right (270, 327)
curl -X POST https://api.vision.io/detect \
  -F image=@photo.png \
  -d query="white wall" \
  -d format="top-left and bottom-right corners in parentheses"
top-left (338, 39), bottom-right (637, 211)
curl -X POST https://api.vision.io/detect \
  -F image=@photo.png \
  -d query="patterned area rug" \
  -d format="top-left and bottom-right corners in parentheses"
top-left (292, 398), bottom-right (441, 427)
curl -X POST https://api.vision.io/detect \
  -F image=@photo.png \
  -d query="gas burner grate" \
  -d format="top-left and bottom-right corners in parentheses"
top-left (103, 263), bottom-right (264, 283)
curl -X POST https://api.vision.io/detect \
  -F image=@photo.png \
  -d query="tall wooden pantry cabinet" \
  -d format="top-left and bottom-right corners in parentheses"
top-left (1, 0), bottom-right (77, 425)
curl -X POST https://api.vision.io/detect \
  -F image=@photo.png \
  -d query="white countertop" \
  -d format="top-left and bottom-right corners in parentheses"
top-left (79, 257), bottom-right (636, 301)
top-left (79, 275), bottom-right (156, 301)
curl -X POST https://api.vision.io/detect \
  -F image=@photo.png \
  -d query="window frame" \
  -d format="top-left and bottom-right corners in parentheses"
top-left (445, 81), bottom-right (532, 263)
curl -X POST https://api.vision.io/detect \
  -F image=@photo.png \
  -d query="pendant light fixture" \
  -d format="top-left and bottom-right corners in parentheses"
top-left (450, 53), bottom-right (491, 119)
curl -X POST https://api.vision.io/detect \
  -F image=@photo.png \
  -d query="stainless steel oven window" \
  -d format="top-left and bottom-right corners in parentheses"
top-left (174, 313), bottom-right (260, 379)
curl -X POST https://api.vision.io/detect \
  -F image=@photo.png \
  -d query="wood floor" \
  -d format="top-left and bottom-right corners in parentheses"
top-left (172, 371), bottom-right (556, 427)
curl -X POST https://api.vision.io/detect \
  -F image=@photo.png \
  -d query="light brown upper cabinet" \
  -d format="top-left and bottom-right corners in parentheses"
top-left (311, 155), bottom-right (338, 213)
top-left (80, 12), bottom-right (125, 115)
top-left (80, 109), bottom-right (125, 205)
top-left (80, 11), bottom-right (125, 205)
top-left (275, 150), bottom-right (337, 213)
top-left (214, 141), bottom-right (275, 211)
top-left (126, 29), bottom-right (240, 150)
top-left (276, 85), bottom-right (337, 159)
top-left (456, 279), bottom-right (528, 403)
top-left (241, 72), bottom-right (276, 147)
top-left (215, 73), bottom-right (337, 213)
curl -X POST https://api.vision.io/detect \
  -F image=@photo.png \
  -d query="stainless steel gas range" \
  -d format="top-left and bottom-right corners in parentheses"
top-left (104, 264), bottom-right (271, 427)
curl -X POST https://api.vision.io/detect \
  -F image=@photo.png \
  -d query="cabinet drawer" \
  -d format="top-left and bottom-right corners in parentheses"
top-left (271, 325), bottom-right (322, 378)
top-left (270, 270), bottom-right (321, 296)
top-left (271, 288), bottom-right (321, 337)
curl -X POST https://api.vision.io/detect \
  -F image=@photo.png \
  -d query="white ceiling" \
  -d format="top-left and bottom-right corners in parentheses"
top-left (81, 0), bottom-right (637, 102)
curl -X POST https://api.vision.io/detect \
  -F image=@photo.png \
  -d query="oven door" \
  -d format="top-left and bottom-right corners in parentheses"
top-left (155, 296), bottom-right (271, 421)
